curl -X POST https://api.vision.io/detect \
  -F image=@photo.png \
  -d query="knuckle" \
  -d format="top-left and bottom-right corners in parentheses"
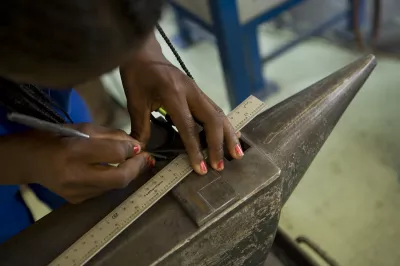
top-left (186, 122), bottom-right (198, 135)
top-left (170, 84), bottom-right (183, 94)
top-left (181, 115), bottom-right (197, 135)
top-left (211, 143), bottom-right (224, 155)
top-left (214, 105), bottom-right (225, 115)
top-left (206, 110), bottom-right (224, 126)
top-left (215, 114), bottom-right (225, 125)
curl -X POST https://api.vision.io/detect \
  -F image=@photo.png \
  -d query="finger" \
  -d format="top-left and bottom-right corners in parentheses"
top-left (89, 153), bottom-right (153, 189)
top-left (66, 124), bottom-right (141, 154)
top-left (198, 90), bottom-right (243, 160)
top-left (67, 124), bottom-right (131, 140)
top-left (70, 138), bottom-right (137, 163)
top-left (162, 95), bottom-right (207, 175)
top-left (127, 100), bottom-right (152, 147)
top-left (186, 92), bottom-right (225, 171)
top-left (224, 118), bottom-right (244, 160)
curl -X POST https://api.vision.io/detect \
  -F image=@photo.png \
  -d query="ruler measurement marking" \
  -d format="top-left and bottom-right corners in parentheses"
top-left (50, 96), bottom-right (266, 266)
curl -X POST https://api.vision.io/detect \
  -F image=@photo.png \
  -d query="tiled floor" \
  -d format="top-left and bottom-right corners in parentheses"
top-left (25, 10), bottom-right (400, 266)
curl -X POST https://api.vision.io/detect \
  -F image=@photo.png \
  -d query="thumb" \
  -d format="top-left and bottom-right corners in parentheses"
top-left (112, 152), bottom-right (155, 187)
top-left (93, 153), bottom-right (155, 190)
top-left (128, 104), bottom-right (152, 147)
top-left (66, 123), bottom-right (143, 156)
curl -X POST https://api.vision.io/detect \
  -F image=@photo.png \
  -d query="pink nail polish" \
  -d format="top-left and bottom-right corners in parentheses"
top-left (133, 146), bottom-right (141, 155)
top-left (235, 144), bottom-right (244, 157)
top-left (147, 156), bottom-right (155, 167)
top-left (217, 160), bottom-right (224, 170)
top-left (200, 161), bottom-right (208, 173)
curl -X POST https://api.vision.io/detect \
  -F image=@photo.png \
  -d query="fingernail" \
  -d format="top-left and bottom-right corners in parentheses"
top-left (200, 161), bottom-right (208, 174)
top-left (133, 145), bottom-right (141, 155)
top-left (217, 160), bottom-right (224, 171)
top-left (235, 144), bottom-right (244, 157)
top-left (146, 156), bottom-right (155, 167)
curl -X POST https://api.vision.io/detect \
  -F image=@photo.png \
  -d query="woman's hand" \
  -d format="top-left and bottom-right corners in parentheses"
top-left (121, 34), bottom-right (244, 175)
top-left (0, 124), bottom-right (154, 204)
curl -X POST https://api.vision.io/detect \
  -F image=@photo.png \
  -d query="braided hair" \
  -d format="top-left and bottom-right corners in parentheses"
top-left (0, 0), bottom-right (165, 123)
top-left (0, 78), bottom-right (71, 123)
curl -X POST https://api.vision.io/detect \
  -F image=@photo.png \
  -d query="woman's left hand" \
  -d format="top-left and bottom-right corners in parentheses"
top-left (120, 35), bottom-right (243, 175)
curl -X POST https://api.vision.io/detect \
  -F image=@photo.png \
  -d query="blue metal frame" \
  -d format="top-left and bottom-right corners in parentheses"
top-left (262, 11), bottom-right (348, 63)
top-left (169, 0), bottom-right (304, 108)
top-left (168, 0), bottom-right (364, 108)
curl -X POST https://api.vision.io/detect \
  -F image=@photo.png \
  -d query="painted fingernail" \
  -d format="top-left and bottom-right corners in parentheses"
top-left (133, 145), bottom-right (141, 155)
top-left (217, 160), bottom-right (224, 171)
top-left (200, 161), bottom-right (208, 174)
top-left (146, 156), bottom-right (155, 167)
top-left (235, 144), bottom-right (244, 157)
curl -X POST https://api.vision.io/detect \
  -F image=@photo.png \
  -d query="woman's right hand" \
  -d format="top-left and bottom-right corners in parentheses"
top-left (1, 124), bottom-right (154, 204)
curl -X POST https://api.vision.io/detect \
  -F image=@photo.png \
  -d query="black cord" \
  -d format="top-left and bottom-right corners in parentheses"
top-left (156, 24), bottom-right (194, 80)
top-left (154, 24), bottom-right (205, 130)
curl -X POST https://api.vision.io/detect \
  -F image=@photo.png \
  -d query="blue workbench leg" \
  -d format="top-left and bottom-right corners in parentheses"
top-left (170, 5), bottom-right (195, 49)
top-left (209, 0), bottom-right (259, 108)
top-left (242, 26), bottom-right (279, 99)
top-left (347, 0), bottom-right (366, 32)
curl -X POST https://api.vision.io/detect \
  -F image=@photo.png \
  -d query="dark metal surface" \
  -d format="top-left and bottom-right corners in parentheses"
top-left (0, 55), bottom-right (376, 266)
top-left (173, 139), bottom-right (280, 226)
top-left (251, 54), bottom-right (376, 203)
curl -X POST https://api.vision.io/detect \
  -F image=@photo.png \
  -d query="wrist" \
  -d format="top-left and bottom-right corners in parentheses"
top-left (123, 32), bottom-right (170, 69)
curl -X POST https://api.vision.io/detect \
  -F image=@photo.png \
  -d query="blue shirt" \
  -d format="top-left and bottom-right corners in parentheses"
top-left (0, 89), bottom-right (91, 243)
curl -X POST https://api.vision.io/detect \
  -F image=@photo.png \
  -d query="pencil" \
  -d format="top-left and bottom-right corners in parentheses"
top-left (7, 112), bottom-right (167, 160)
top-left (7, 113), bottom-right (90, 138)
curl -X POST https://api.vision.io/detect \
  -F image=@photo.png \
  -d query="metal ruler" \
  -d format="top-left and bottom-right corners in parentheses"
top-left (49, 95), bottom-right (266, 266)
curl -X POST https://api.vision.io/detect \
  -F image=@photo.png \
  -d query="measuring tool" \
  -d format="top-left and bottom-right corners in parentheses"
top-left (49, 95), bottom-right (266, 266)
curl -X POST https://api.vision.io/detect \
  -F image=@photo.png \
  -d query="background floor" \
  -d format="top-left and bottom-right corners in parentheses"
top-left (151, 11), bottom-right (400, 266)
top-left (25, 8), bottom-right (400, 266)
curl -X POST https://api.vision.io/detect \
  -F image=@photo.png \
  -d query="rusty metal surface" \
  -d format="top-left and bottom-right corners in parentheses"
top-left (0, 55), bottom-right (377, 266)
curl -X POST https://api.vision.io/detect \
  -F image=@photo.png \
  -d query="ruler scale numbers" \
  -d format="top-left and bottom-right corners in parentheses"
top-left (50, 96), bottom-right (266, 266)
